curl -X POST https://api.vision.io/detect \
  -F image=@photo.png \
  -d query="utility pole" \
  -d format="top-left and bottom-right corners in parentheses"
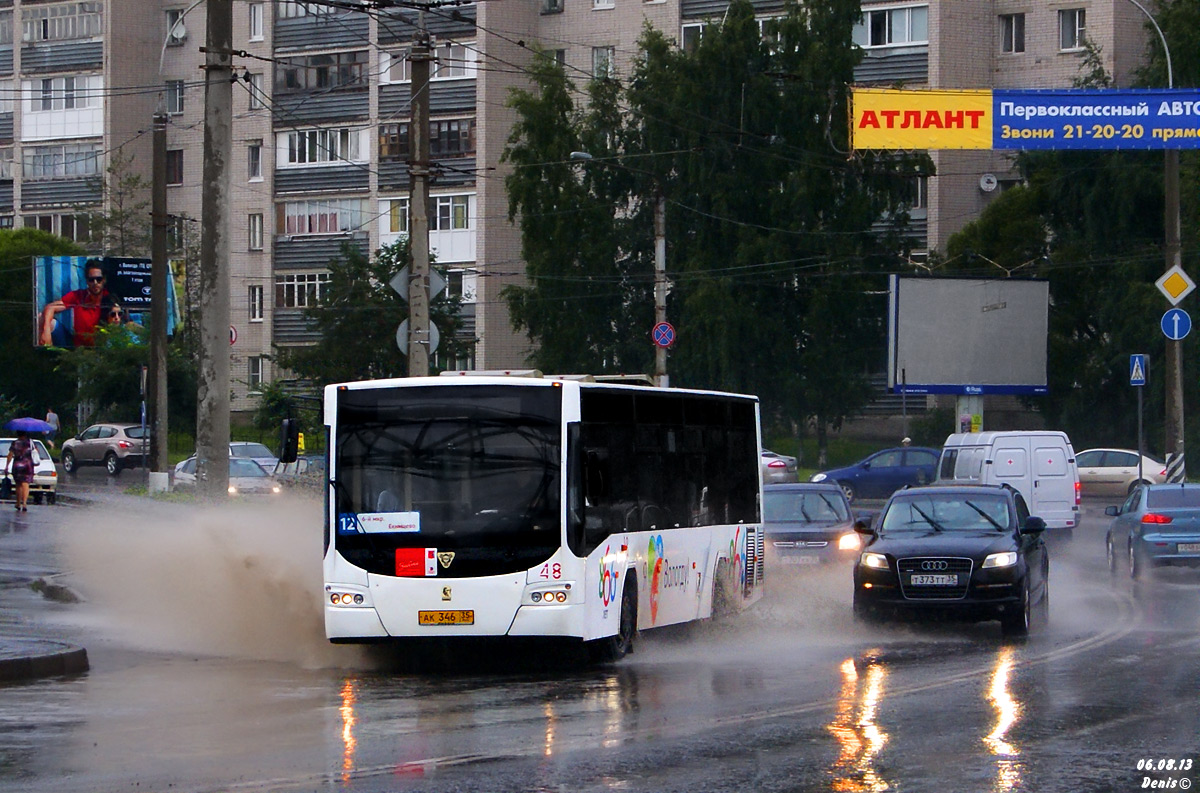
top-left (407, 15), bottom-right (432, 377)
top-left (653, 190), bottom-right (668, 388)
top-left (197, 0), bottom-right (232, 497)
top-left (149, 110), bottom-right (169, 475)
top-left (1164, 148), bottom-right (1184, 479)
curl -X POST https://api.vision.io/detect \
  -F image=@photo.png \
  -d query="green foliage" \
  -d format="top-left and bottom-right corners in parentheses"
top-left (0, 229), bottom-right (84, 414)
top-left (274, 239), bottom-right (468, 387)
top-left (90, 150), bottom-right (151, 257)
top-left (502, 0), bottom-right (928, 444)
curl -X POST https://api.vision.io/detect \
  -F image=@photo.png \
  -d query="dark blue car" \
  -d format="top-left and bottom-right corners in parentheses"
top-left (810, 446), bottom-right (940, 502)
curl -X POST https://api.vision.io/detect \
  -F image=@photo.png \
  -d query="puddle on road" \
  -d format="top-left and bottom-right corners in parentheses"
top-left (50, 496), bottom-right (375, 669)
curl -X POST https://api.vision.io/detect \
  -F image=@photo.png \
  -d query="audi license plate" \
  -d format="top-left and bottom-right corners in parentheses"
top-left (418, 610), bottom-right (474, 626)
top-left (909, 574), bottom-right (957, 586)
top-left (1178, 543), bottom-right (1200, 553)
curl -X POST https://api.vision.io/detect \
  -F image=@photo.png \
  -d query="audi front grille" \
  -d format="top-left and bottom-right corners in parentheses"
top-left (897, 557), bottom-right (973, 600)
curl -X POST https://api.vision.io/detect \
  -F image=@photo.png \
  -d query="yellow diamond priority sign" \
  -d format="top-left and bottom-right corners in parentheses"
top-left (1156, 265), bottom-right (1196, 306)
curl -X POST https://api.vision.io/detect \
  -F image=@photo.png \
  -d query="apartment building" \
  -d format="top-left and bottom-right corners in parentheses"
top-left (3, 1), bottom-right (1156, 414)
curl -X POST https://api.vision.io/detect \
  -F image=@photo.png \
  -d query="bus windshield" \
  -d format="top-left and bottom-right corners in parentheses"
top-left (334, 385), bottom-right (562, 576)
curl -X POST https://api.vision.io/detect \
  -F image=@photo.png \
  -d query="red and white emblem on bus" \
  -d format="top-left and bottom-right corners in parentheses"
top-left (396, 548), bottom-right (438, 576)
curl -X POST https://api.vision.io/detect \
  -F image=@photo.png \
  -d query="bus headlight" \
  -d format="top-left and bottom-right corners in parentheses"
top-left (528, 584), bottom-right (571, 604)
top-left (326, 587), bottom-right (369, 607)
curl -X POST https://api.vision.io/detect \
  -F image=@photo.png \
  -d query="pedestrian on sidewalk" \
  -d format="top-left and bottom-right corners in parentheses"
top-left (6, 431), bottom-right (37, 511)
top-left (45, 407), bottom-right (59, 449)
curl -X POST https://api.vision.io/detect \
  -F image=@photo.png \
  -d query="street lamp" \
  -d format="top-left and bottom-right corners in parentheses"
top-left (1123, 0), bottom-right (1184, 480)
top-left (570, 151), bottom-right (670, 387)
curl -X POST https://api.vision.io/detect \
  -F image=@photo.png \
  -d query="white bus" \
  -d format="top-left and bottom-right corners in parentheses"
top-left (321, 373), bottom-right (765, 660)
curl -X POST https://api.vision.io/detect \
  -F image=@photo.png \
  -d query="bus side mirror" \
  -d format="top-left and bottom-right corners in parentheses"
top-left (279, 419), bottom-right (300, 464)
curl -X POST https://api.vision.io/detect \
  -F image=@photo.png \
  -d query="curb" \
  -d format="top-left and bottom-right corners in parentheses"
top-left (0, 639), bottom-right (88, 683)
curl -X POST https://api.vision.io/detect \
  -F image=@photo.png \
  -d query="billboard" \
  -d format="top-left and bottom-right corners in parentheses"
top-left (34, 256), bottom-right (179, 349)
top-left (852, 88), bottom-right (1200, 150)
top-left (887, 276), bottom-right (1049, 395)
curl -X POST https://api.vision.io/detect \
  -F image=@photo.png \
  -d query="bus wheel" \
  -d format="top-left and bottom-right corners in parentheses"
top-left (712, 559), bottom-right (738, 618)
top-left (592, 578), bottom-right (637, 663)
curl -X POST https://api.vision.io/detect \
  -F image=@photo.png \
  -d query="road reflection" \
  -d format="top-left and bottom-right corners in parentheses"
top-left (828, 654), bottom-right (890, 792)
top-left (984, 647), bottom-right (1021, 792)
top-left (340, 677), bottom-right (359, 784)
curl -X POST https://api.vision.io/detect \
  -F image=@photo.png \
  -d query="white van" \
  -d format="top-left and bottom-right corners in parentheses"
top-left (937, 431), bottom-right (1080, 532)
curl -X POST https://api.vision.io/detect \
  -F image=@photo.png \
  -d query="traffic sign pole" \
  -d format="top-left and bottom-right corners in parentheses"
top-left (1132, 354), bottom-right (1148, 484)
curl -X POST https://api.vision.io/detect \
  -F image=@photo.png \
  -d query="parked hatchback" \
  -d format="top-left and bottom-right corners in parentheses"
top-left (811, 446), bottom-right (940, 502)
top-left (62, 423), bottom-right (147, 475)
top-left (1076, 448), bottom-right (1167, 497)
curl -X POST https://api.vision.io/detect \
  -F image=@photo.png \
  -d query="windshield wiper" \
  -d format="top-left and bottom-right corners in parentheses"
top-left (910, 504), bottom-right (944, 532)
top-left (799, 503), bottom-right (812, 521)
top-left (965, 500), bottom-right (1005, 530)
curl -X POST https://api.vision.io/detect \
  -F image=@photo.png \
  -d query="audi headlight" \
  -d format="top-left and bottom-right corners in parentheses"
top-left (838, 532), bottom-right (861, 551)
top-left (810, 473), bottom-right (828, 483)
top-left (982, 551), bottom-right (1018, 569)
top-left (859, 552), bottom-right (888, 569)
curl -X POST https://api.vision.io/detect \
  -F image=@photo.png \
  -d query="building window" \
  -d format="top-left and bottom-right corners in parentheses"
top-left (277, 198), bottom-right (367, 236)
top-left (853, 4), bottom-right (928, 48)
top-left (165, 8), bottom-right (187, 45)
top-left (382, 51), bottom-right (410, 83)
top-left (165, 80), bottom-right (185, 114)
top-left (909, 175), bottom-right (928, 210)
top-left (681, 23), bottom-right (703, 53)
top-left (281, 127), bottom-right (363, 165)
top-left (1059, 8), bottom-right (1085, 51)
top-left (541, 0), bottom-right (563, 14)
top-left (275, 272), bottom-right (332, 308)
top-left (276, 1), bottom-right (335, 17)
top-left (249, 285), bottom-right (264, 321)
top-left (275, 51), bottom-right (367, 93)
top-left (246, 73), bottom-right (265, 110)
top-left (0, 80), bottom-right (11, 115)
top-left (23, 2), bottom-right (103, 43)
top-left (0, 216), bottom-right (13, 230)
top-left (32, 75), bottom-right (100, 111)
top-left (166, 150), bottom-right (183, 185)
top-left (592, 46), bottom-right (615, 79)
top-left (24, 142), bottom-right (101, 180)
top-left (379, 120), bottom-right (476, 159)
top-left (382, 197), bottom-right (409, 234)
top-left (248, 2), bottom-right (264, 41)
top-left (433, 43), bottom-right (477, 80)
top-left (248, 141), bottom-right (262, 180)
top-left (248, 357), bottom-right (264, 392)
top-left (552, 49), bottom-right (566, 66)
top-left (1000, 14), bottom-right (1025, 54)
top-left (0, 11), bottom-right (13, 46)
top-left (430, 194), bottom-right (470, 231)
top-left (0, 147), bottom-right (12, 179)
top-left (593, 0), bottom-right (614, 10)
top-left (24, 213), bottom-right (91, 242)
top-left (248, 213), bottom-right (264, 250)
top-left (447, 268), bottom-right (477, 302)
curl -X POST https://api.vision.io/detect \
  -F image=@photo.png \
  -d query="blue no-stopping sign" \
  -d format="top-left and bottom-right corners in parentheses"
top-left (652, 322), bottom-right (675, 348)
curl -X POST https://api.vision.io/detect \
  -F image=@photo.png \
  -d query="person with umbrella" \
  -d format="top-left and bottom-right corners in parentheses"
top-left (5, 430), bottom-right (39, 511)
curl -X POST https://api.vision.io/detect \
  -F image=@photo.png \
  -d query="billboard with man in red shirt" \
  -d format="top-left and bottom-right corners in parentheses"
top-left (34, 256), bottom-right (178, 349)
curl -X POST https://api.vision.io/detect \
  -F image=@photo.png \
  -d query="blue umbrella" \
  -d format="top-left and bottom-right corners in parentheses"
top-left (4, 417), bottom-right (53, 433)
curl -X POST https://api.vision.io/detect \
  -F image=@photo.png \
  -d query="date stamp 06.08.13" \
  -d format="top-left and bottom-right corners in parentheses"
top-left (1136, 758), bottom-right (1195, 789)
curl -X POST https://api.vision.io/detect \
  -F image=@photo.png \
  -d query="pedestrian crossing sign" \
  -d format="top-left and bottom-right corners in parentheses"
top-left (1130, 354), bottom-right (1147, 387)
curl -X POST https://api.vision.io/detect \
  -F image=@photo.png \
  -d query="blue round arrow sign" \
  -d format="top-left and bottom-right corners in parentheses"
top-left (1162, 308), bottom-right (1192, 341)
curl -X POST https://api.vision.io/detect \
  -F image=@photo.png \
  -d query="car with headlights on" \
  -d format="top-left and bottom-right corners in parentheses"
top-left (1105, 483), bottom-right (1200, 579)
top-left (852, 484), bottom-right (1049, 636)
top-left (810, 446), bottom-right (939, 502)
top-left (173, 456), bottom-right (281, 496)
top-left (763, 482), bottom-right (860, 565)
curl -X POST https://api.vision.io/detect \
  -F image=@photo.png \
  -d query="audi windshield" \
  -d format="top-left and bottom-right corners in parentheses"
top-left (880, 494), bottom-right (1013, 534)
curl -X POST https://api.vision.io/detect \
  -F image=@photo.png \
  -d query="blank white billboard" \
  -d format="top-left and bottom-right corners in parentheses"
top-left (887, 276), bottom-right (1049, 395)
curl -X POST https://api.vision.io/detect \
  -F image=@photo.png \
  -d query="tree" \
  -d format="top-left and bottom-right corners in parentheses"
top-left (274, 239), bottom-right (468, 387)
top-left (90, 150), bottom-right (151, 256)
top-left (0, 229), bottom-right (84, 419)
top-left (503, 0), bottom-right (927, 458)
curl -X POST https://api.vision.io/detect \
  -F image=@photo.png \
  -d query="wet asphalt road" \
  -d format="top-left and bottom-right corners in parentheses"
top-left (1, 476), bottom-right (1199, 793)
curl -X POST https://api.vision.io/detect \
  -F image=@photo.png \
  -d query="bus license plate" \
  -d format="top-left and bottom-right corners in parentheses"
top-left (418, 610), bottom-right (474, 626)
top-left (910, 574), bottom-right (957, 586)
top-left (1178, 543), bottom-right (1200, 553)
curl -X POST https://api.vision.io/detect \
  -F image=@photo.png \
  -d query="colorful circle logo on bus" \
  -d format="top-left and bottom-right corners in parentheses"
top-left (598, 544), bottom-right (621, 607)
top-left (648, 535), bottom-right (664, 623)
